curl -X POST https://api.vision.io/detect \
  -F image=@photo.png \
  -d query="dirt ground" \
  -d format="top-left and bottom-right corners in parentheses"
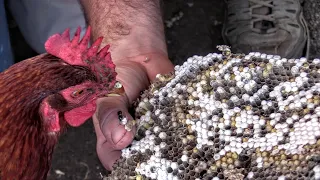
top-left (5, 0), bottom-right (320, 179)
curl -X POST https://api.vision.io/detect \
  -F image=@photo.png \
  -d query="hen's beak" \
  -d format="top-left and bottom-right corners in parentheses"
top-left (105, 81), bottom-right (126, 97)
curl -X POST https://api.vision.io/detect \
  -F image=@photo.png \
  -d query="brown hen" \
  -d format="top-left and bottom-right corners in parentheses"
top-left (0, 26), bottom-right (120, 180)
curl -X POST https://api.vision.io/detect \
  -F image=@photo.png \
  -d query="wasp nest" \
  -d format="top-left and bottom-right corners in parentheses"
top-left (107, 46), bottom-right (320, 180)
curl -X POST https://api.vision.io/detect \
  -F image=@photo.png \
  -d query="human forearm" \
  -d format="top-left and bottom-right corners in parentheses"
top-left (80, 0), bottom-right (167, 61)
top-left (80, 0), bottom-right (174, 102)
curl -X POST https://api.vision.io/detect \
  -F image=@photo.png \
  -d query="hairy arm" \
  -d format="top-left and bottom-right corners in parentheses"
top-left (79, 0), bottom-right (174, 170)
top-left (80, 0), bottom-right (167, 59)
top-left (80, 1), bottom-right (174, 102)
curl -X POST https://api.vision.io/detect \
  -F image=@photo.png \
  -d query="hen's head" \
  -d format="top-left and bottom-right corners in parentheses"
top-left (0, 26), bottom-right (123, 179)
top-left (41, 26), bottom-right (121, 132)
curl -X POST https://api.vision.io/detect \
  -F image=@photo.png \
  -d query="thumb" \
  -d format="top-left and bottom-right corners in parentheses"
top-left (93, 96), bottom-right (137, 170)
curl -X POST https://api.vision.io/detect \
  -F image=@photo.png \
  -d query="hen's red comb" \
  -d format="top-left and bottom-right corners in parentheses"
top-left (45, 26), bottom-right (117, 89)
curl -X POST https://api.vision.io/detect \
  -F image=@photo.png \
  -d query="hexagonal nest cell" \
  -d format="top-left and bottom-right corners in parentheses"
top-left (107, 47), bottom-right (320, 180)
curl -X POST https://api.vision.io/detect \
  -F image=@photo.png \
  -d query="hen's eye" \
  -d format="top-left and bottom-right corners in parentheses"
top-left (71, 89), bottom-right (84, 97)
top-left (87, 88), bottom-right (94, 93)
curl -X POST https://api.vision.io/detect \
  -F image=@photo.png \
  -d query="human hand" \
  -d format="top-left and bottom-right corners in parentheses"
top-left (92, 59), bottom-right (150, 171)
top-left (92, 53), bottom-right (173, 170)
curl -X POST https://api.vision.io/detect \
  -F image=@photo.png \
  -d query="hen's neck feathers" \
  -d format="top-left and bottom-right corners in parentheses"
top-left (0, 54), bottom-right (96, 180)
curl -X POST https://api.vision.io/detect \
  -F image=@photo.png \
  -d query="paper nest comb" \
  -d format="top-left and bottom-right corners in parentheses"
top-left (107, 46), bottom-right (320, 180)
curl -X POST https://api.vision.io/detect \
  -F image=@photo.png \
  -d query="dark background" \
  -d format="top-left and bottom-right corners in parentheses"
top-left (4, 0), bottom-right (320, 179)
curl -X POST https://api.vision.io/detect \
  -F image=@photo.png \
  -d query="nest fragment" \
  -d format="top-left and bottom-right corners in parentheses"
top-left (107, 47), bottom-right (320, 180)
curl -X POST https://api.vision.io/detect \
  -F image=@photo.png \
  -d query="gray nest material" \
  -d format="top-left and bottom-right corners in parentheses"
top-left (107, 46), bottom-right (320, 180)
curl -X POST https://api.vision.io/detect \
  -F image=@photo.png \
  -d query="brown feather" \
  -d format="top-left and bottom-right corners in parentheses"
top-left (0, 54), bottom-right (97, 180)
